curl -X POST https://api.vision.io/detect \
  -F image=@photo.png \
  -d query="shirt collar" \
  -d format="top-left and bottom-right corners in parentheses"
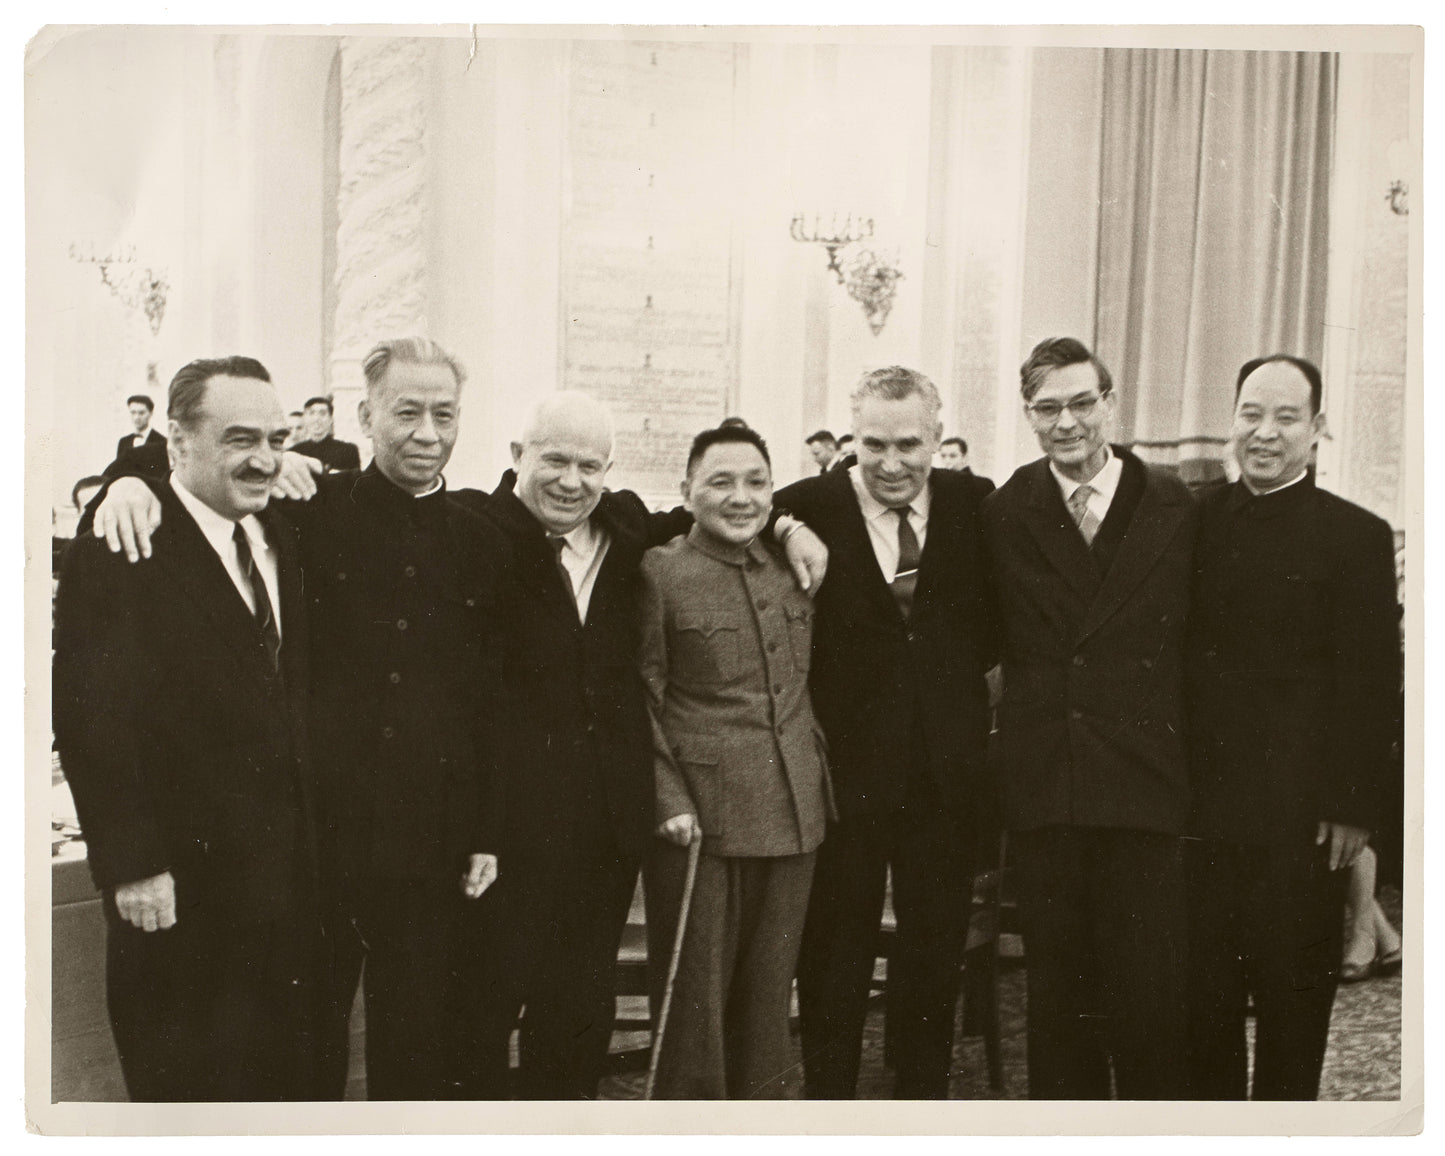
top-left (171, 476), bottom-right (267, 555)
top-left (849, 463), bottom-right (932, 524)
top-left (1241, 468), bottom-right (1309, 497)
top-left (550, 514), bottom-right (600, 557)
top-left (684, 523), bottom-right (770, 568)
top-left (1050, 445), bottom-right (1121, 504)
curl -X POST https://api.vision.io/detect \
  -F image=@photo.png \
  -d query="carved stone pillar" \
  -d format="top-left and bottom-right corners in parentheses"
top-left (329, 36), bottom-right (429, 417)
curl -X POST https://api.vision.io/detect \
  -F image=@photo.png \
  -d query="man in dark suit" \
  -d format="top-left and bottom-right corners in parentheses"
top-left (981, 337), bottom-right (1195, 1099)
top-left (88, 337), bottom-right (509, 1101)
top-left (115, 393), bottom-right (167, 461)
top-left (806, 428), bottom-right (841, 474)
top-left (1185, 355), bottom-right (1401, 1100)
top-left (54, 358), bottom-right (320, 1101)
top-left (938, 436), bottom-right (995, 499)
top-left (290, 395), bottom-right (363, 472)
top-left (775, 366), bottom-right (998, 1099)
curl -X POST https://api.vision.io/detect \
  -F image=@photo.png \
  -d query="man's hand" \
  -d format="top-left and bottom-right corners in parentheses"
top-left (461, 853), bottom-right (498, 899)
top-left (114, 871), bottom-right (177, 932)
top-left (1317, 821), bottom-right (1370, 871)
top-left (656, 813), bottom-right (701, 847)
top-left (95, 477), bottom-right (163, 562)
top-left (271, 452), bottom-right (324, 501)
top-left (780, 520), bottom-right (829, 597)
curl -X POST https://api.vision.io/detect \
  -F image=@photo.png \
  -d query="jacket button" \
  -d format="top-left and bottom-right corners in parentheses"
top-left (768, 641), bottom-right (779, 653)
top-left (404, 565), bottom-right (417, 578)
top-left (381, 726), bottom-right (395, 739)
top-left (1070, 709), bottom-right (1083, 721)
top-left (773, 683), bottom-right (783, 694)
top-left (389, 672), bottom-right (401, 684)
top-left (396, 619), bottom-right (408, 631)
top-left (1072, 654), bottom-right (1085, 667)
top-left (757, 599), bottom-right (769, 611)
top-left (466, 598), bottom-right (476, 608)
top-left (1141, 658), bottom-right (1154, 670)
top-left (337, 571), bottom-right (346, 581)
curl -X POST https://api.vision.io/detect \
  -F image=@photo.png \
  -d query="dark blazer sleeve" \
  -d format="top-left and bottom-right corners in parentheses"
top-left (1322, 510), bottom-right (1401, 832)
top-left (52, 540), bottom-right (171, 889)
top-left (338, 441), bottom-right (362, 471)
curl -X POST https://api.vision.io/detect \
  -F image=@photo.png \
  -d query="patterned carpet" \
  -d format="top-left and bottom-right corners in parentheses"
top-left (598, 887), bottom-right (1403, 1101)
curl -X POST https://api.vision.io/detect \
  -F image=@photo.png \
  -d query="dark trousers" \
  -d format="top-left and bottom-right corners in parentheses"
top-left (316, 875), bottom-right (472, 1101)
top-left (644, 844), bottom-right (816, 1099)
top-left (104, 898), bottom-right (321, 1102)
top-left (797, 804), bottom-right (973, 1099)
top-left (1010, 826), bottom-right (1187, 1100)
top-left (458, 855), bottom-right (639, 1100)
top-left (1185, 838), bottom-right (1347, 1100)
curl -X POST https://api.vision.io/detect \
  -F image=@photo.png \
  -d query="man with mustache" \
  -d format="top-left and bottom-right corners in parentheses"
top-left (981, 337), bottom-right (1196, 1099)
top-left (54, 358), bottom-right (322, 1100)
top-left (89, 337), bottom-right (509, 1100)
top-left (1184, 355), bottom-right (1401, 1099)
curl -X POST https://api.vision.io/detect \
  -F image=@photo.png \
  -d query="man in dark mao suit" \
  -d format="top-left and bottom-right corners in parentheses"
top-left (981, 337), bottom-right (1196, 1099)
top-left (54, 358), bottom-right (320, 1101)
top-left (1185, 355), bottom-right (1401, 1100)
top-left (89, 337), bottom-right (509, 1100)
top-left (776, 366), bottom-right (999, 1100)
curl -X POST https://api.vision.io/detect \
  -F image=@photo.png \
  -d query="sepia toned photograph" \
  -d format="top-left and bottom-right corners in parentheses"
top-left (23, 15), bottom-right (1422, 1137)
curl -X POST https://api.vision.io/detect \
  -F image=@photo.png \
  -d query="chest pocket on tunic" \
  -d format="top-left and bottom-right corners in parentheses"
top-left (673, 612), bottom-right (742, 685)
top-left (784, 603), bottom-right (813, 674)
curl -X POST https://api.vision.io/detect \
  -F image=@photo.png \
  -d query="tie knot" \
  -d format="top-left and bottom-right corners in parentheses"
top-left (892, 505), bottom-right (912, 523)
top-left (233, 521), bottom-right (252, 557)
top-left (547, 534), bottom-right (567, 559)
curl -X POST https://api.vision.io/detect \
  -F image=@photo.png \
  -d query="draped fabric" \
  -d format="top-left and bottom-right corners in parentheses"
top-left (1094, 50), bottom-right (1335, 483)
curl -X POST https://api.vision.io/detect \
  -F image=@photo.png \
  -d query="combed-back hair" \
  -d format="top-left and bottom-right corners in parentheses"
top-left (167, 357), bottom-right (271, 429)
top-left (806, 429), bottom-right (837, 448)
top-left (686, 424), bottom-right (772, 477)
top-left (302, 396), bottom-right (333, 412)
top-left (849, 366), bottom-right (942, 423)
top-left (1019, 337), bottom-right (1114, 402)
top-left (361, 337), bottom-right (466, 397)
top-left (125, 394), bottom-right (154, 411)
top-left (1235, 354), bottom-right (1323, 415)
top-left (941, 436), bottom-right (968, 454)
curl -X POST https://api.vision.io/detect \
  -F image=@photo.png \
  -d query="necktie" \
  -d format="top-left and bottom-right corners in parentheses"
top-left (548, 534), bottom-right (578, 614)
top-left (1068, 484), bottom-right (1101, 547)
top-left (233, 522), bottom-right (282, 672)
top-left (890, 506), bottom-right (920, 619)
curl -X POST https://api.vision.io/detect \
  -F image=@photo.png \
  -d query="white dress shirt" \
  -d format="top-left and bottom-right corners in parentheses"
top-left (171, 478), bottom-right (282, 637)
top-left (1049, 445), bottom-right (1123, 526)
top-left (848, 464), bottom-right (932, 583)
top-left (552, 516), bottom-right (611, 625)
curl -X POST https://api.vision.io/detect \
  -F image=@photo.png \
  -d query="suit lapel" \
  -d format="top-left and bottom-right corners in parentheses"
top-left (1076, 467), bottom-right (1189, 644)
top-left (261, 507), bottom-right (306, 690)
top-left (1015, 460), bottom-right (1100, 603)
top-left (912, 473), bottom-right (957, 614)
top-left (155, 485), bottom-right (280, 685)
top-left (829, 470), bottom-right (905, 623)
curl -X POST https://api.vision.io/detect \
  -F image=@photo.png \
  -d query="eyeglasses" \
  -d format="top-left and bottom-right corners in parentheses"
top-left (1026, 394), bottom-right (1105, 424)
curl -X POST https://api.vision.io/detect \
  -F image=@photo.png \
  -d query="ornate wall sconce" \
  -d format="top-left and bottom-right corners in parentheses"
top-left (69, 242), bottom-right (170, 336)
top-left (790, 213), bottom-right (902, 334)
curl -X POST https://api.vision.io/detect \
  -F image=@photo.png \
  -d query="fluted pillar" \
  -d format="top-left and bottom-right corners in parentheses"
top-left (329, 36), bottom-right (429, 421)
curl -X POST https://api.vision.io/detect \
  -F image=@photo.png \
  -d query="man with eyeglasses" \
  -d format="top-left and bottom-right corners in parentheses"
top-left (981, 336), bottom-right (1197, 1099)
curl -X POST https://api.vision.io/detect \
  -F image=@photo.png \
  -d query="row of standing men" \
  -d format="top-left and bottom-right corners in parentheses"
top-left (54, 334), bottom-right (1400, 1102)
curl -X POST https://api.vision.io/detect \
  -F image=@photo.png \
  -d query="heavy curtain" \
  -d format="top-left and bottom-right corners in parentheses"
top-left (1094, 49), bottom-right (1335, 483)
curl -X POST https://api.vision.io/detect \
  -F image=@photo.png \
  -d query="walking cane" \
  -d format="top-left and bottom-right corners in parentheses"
top-left (644, 830), bottom-right (702, 1101)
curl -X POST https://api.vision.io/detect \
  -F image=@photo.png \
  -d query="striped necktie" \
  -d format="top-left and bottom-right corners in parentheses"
top-left (891, 506), bottom-right (920, 619)
top-left (1068, 483), bottom-right (1101, 547)
top-left (232, 522), bottom-right (281, 672)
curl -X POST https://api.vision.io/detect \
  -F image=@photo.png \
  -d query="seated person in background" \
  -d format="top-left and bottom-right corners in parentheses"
top-left (54, 475), bottom-right (105, 574)
top-left (1340, 844), bottom-right (1402, 982)
top-left (285, 410), bottom-right (306, 449)
top-left (289, 395), bottom-right (363, 472)
top-left (640, 424), bottom-right (833, 1099)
